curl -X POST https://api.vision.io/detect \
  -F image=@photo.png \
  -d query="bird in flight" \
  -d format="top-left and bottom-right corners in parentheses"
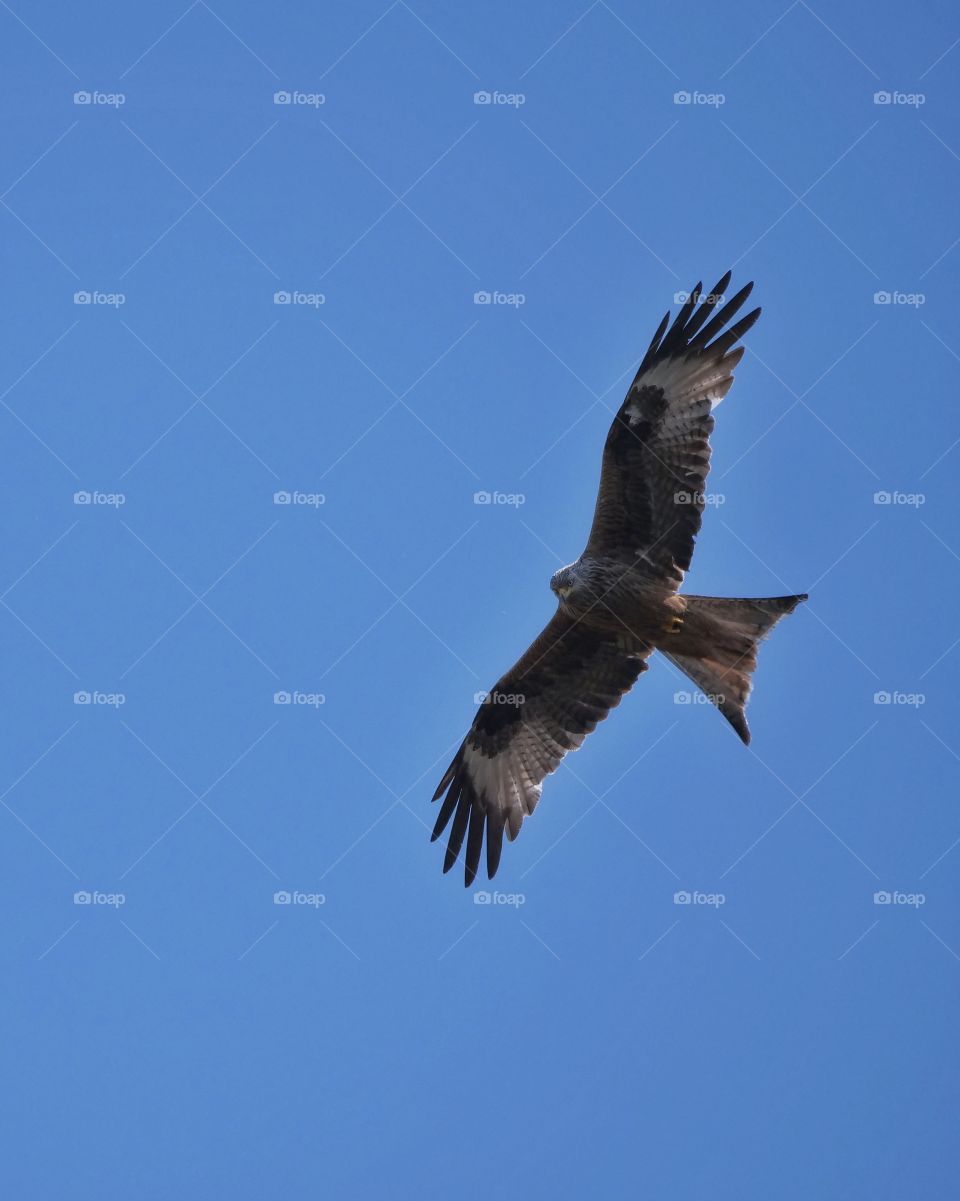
top-left (431, 273), bottom-right (807, 885)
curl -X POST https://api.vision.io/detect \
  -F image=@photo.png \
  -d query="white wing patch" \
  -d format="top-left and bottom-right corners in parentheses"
top-left (627, 353), bottom-right (739, 425)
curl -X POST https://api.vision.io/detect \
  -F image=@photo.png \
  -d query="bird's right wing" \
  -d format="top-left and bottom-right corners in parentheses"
top-left (432, 610), bottom-right (651, 885)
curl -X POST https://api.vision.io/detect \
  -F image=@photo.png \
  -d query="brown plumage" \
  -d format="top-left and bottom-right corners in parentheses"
top-left (432, 274), bottom-right (807, 885)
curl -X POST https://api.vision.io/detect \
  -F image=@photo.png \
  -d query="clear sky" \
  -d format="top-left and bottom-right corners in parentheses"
top-left (1, 1), bottom-right (958, 1197)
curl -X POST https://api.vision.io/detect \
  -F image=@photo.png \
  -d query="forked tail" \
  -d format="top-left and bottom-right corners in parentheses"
top-left (663, 594), bottom-right (807, 744)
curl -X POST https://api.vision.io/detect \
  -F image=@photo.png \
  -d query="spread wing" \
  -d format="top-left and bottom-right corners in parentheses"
top-left (432, 611), bottom-right (651, 886)
top-left (585, 271), bottom-right (760, 587)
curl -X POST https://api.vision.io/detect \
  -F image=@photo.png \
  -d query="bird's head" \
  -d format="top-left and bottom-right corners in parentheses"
top-left (549, 565), bottom-right (577, 602)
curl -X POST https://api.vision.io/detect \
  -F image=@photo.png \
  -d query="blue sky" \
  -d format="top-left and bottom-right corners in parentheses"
top-left (1, 1), bottom-right (958, 1196)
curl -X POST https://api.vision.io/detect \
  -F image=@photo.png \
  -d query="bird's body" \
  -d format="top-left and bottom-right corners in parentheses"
top-left (431, 274), bottom-right (808, 884)
top-left (551, 553), bottom-right (682, 636)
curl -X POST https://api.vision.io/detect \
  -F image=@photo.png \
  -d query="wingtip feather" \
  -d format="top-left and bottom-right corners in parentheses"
top-left (431, 755), bottom-right (458, 801)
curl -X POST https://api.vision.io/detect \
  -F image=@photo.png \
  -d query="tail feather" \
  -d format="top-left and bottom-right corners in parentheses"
top-left (663, 594), bottom-right (806, 744)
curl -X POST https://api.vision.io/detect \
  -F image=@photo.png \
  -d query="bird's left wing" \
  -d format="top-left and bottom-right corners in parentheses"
top-left (584, 272), bottom-right (761, 587)
top-left (432, 610), bottom-right (651, 885)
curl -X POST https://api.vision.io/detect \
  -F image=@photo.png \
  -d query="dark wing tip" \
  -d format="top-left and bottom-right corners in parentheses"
top-left (431, 754), bottom-right (458, 802)
top-left (714, 268), bottom-right (734, 295)
top-left (464, 804), bottom-right (484, 887)
top-left (486, 816), bottom-right (505, 880)
top-left (636, 273), bottom-right (759, 381)
top-left (431, 778), bottom-right (461, 842)
top-left (640, 310), bottom-right (671, 371)
top-left (432, 754), bottom-right (511, 885)
top-left (433, 765), bottom-right (493, 885)
top-left (686, 283), bottom-right (756, 353)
